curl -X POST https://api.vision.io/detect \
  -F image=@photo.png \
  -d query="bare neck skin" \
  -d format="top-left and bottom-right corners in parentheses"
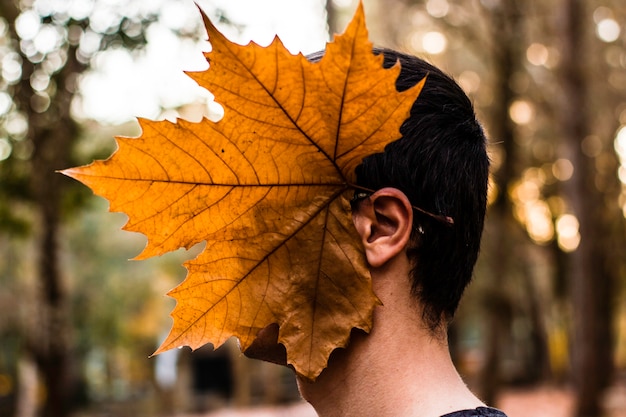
top-left (296, 255), bottom-right (484, 417)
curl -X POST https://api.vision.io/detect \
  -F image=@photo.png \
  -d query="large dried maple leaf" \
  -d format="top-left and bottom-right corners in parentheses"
top-left (62, 3), bottom-right (424, 380)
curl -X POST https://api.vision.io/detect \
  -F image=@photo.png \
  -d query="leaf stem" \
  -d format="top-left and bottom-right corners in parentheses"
top-left (346, 183), bottom-right (454, 226)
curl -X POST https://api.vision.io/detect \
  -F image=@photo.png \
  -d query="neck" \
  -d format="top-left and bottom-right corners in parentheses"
top-left (296, 259), bottom-right (483, 417)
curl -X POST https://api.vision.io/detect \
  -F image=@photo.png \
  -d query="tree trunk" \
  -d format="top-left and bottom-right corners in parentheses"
top-left (30, 139), bottom-right (72, 417)
top-left (479, 0), bottom-right (523, 403)
top-left (556, 0), bottom-right (614, 415)
top-left (325, 0), bottom-right (340, 37)
top-left (0, 1), bottom-right (82, 414)
top-left (29, 51), bottom-right (82, 417)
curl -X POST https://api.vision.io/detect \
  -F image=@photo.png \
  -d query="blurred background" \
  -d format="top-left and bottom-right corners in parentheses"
top-left (0, 0), bottom-right (625, 416)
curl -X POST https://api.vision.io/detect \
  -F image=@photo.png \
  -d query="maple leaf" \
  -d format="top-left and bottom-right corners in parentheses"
top-left (62, 3), bottom-right (424, 380)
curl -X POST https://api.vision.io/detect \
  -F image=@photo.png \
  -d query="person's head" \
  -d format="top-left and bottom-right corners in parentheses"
top-left (351, 48), bottom-right (489, 331)
top-left (245, 48), bottom-right (489, 366)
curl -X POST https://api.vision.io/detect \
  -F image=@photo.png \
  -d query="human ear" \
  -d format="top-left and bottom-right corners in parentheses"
top-left (351, 187), bottom-right (413, 268)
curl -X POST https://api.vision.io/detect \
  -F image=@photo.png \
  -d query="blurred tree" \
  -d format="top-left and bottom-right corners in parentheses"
top-left (478, 0), bottom-right (539, 403)
top-left (0, 1), bottom-right (158, 415)
top-left (325, 0), bottom-right (339, 36)
top-left (555, 0), bottom-right (623, 415)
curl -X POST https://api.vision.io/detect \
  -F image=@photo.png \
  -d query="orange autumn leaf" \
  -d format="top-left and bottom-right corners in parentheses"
top-left (62, 3), bottom-right (424, 380)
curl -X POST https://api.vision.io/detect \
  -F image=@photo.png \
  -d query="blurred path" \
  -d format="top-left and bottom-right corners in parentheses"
top-left (185, 401), bottom-right (316, 417)
top-left (497, 386), bottom-right (575, 417)
top-left (497, 383), bottom-right (626, 417)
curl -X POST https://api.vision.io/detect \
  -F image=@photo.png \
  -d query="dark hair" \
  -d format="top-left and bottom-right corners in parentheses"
top-left (354, 48), bottom-right (489, 330)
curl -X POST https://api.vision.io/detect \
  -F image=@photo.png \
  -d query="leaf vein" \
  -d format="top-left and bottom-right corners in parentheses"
top-left (219, 33), bottom-right (341, 178)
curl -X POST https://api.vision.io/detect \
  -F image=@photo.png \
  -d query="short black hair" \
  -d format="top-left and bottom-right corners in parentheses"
top-left (355, 48), bottom-right (489, 330)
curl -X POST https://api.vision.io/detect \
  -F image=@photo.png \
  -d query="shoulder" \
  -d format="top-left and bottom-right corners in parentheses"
top-left (440, 407), bottom-right (509, 417)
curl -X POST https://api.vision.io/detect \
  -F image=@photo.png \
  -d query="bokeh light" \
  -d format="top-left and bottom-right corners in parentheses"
top-left (556, 214), bottom-right (581, 252)
top-left (0, 138), bottom-right (12, 161)
top-left (526, 201), bottom-right (554, 243)
top-left (526, 43), bottom-right (549, 66)
top-left (510, 167), bottom-right (558, 244)
top-left (596, 18), bottom-right (621, 43)
top-left (509, 100), bottom-right (534, 125)
top-left (0, 92), bottom-right (13, 115)
top-left (422, 31), bottom-right (447, 55)
top-left (552, 158), bottom-right (574, 182)
top-left (14, 10), bottom-right (41, 40)
top-left (426, 0), bottom-right (449, 18)
top-left (5, 112), bottom-right (28, 138)
top-left (458, 70), bottom-right (481, 94)
top-left (1, 53), bottom-right (23, 84)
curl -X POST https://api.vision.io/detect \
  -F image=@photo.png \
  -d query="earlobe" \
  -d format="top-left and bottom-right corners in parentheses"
top-left (352, 188), bottom-right (413, 268)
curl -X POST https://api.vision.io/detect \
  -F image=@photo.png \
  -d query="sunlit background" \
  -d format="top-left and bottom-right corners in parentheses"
top-left (1, 0), bottom-right (626, 416)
